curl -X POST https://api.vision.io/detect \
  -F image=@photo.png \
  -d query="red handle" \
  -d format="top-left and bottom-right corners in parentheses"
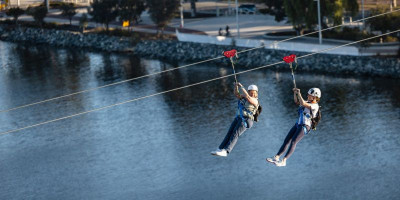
top-left (223, 49), bottom-right (237, 58)
top-left (283, 54), bottom-right (296, 63)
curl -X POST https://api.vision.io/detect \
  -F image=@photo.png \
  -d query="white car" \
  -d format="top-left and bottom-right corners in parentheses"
top-left (238, 4), bottom-right (256, 15)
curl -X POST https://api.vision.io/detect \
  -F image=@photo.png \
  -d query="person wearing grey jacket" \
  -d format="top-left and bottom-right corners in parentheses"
top-left (211, 82), bottom-right (259, 157)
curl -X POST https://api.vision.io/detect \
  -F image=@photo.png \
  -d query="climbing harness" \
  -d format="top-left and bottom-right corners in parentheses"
top-left (237, 99), bottom-right (252, 128)
top-left (297, 107), bottom-right (310, 135)
top-left (224, 49), bottom-right (239, 83)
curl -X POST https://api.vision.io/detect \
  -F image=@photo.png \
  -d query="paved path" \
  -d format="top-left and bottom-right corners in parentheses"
top-left (176, 14), bottom-right (292, 39)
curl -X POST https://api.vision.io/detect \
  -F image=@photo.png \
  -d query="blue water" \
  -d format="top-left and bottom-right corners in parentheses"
top-left (0, 41), bottom-right (399, 200)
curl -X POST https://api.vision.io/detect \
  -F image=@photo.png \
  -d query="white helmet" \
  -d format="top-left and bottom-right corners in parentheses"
top-left (247, 85), bottom-right (258, 91)
top-left (308, 88), bottom-right (321, 98)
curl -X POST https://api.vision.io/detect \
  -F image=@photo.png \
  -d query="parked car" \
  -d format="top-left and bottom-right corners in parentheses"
top-left (0, 1), bottom-right (6, 9)
top-left (0, 3), bottom-right (5, 18)
top-left (238, 4), bottom-right (256, 14)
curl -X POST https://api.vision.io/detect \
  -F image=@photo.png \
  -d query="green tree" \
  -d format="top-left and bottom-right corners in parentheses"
top-left (60, 3), bottom-right (76, 25)
top-left (367, 6), bottom-right (400, 34)
top-left (258, 0), bottom-right (286, 22)
top-left (88, 0), bottom-right (118, 32)
top-left (284, 0), bottom-right (317, 35)
top-left (26, 5), bottom-right (48, 27)
top-left (319, 0), bottom-right (358, 26)
top-left (146, 0), bottom-right (180, 36)
top-left (266, 0), bottom-right (359, 35)
top-left (118, 0), bottom-right (146, 29)
top-left (343, 0), bottom-right (359, 17)
top-left (5, 7), bottom-right (25, 25)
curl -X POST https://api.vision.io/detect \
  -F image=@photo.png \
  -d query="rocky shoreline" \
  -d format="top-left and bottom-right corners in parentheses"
top-left (134, 40), bottom-right (400, 78)
top-left (1, 25), bottom-right (399, 78)
top-left (0, 25), bottom-right (133, 52)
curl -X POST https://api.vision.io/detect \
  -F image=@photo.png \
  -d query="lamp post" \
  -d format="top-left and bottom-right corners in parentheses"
top-left (390, 0), bottom-right (394, 11)
top-left (315, 0), bottom-right (322, 44)
top-left (228, 0), bottom-right (231, 15)
top-left (235, 0), bottom-right (239, 38)
top-left (362, 0), bottom-right (364, 19)
top-left (216, 0), bottom-right (219, 17)
top-left (361, 0), bottom-right (365, 29)
top-left (180, 0), bottom-right (184, 28)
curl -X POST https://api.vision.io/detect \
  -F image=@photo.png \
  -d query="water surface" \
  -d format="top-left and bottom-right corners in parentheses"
top-left (0, 41), bottom-right (399, 200)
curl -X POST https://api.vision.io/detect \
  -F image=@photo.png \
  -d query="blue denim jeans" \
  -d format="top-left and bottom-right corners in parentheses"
top-left (219, 117), bottom-right (254, 153)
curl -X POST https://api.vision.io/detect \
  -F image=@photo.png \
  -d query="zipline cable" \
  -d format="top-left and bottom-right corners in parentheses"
top-left (1, 29), bottom-right (399, 136)
top-left (1, 9), bottom-right (399, 114)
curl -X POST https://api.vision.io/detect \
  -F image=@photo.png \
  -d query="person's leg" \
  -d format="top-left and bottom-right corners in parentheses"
top-left (219, 117), bottom-right (239, 150)
top-left (275, 126), bottom-right (310, 166)
top-left (245, 118), bottom-right (253, 129)
top-left (283, 125), bottom-right (309, 160)
top-left (276, 124), bottom-right (298, 157)
top-left (224, 118), bottom-right (249, 153)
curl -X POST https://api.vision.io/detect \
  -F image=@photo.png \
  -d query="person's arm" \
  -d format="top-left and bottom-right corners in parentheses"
top-left (234, 83), bottom-right (241, 99)
top-left (293, 88), bottom-right (299, 105)
top-left (238, 83), bottom-right (258, 106)
top-left (294, 89), bottom-right (312, 109)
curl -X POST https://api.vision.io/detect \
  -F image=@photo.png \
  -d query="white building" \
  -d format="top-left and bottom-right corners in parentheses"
top-left (7, 0), bottom-right (92, 7)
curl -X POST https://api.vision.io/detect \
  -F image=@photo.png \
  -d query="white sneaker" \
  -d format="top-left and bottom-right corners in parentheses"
top-left (214, 149), bottom-right (228, 157)
top-left (210, 149), bottom-right (222, 155)
top-left (266, 156), bottom-right (279, 163)
top-left (274, 160), bottom-right (286, 167)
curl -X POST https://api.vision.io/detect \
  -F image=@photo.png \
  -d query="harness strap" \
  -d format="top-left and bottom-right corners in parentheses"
top-left (303, 125), bottom-right (309, 135)
top-left (237, 100), bottom-right (248, 128)
top-left (237, 99), bottom-right (255, 128)
top-left (297, 106), bottom-right (304, 125)
top-left (298, 105), bottom-right (317, 133)
top-left (295, 123), bottom-right (310, 135)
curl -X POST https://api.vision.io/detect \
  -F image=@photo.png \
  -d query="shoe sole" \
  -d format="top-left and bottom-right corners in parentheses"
top-left (273, 161), bottom-right (286, 167)
top-left (211, 153), bottom-right (227, 157)
top-left (266, 158), bottom-right (278, 163)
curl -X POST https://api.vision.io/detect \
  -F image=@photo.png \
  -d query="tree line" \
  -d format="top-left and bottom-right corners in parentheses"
top-left (89, 0), bottom-right (180, 35)
top-left (4, 0), bottom-right (399, 39)
top-left (5, 0), bottom-right (180, 35)
top-left (259, 0), bottom-right (359, 35)
top-left (5, 2), bottom-right (79, 27)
